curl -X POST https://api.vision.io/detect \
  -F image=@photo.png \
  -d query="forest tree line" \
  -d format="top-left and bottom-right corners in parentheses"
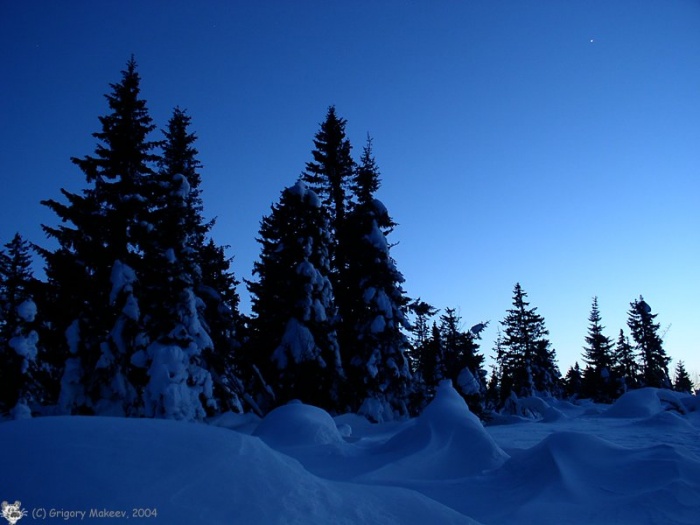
top-left (0, 59), bottom-right (693, 422)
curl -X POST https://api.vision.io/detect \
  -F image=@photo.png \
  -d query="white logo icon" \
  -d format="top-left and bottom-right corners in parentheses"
top-left (1, 501), bottom-right (26, 525)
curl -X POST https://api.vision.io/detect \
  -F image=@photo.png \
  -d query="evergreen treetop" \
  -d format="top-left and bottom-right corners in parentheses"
top-left (71, 56), bottom-right (159, 262)
top-left (580, 297), bottom-right (616, 401)
top-left (582, 297), bottom-right (614, 371)
top-left (627, 296), bottom-right (670, 388)
top-left (301, 106), bottom-right (356, 233)
top-left (498, 283), bottom-right (560, 400)
top-left (672, 361), bottom-right (694, 394)
top-left (353, 135), bottom-right (381, 208)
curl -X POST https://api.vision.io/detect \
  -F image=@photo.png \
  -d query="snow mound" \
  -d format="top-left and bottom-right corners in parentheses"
top-left (254, 401), bottom-right (344, 448)
top-left (502, 393), bottom-right (566, 421)
top-left (367, 381), bottom-right (508, 480)
top-left (0, 416), bottom-right (476, 525)
top-left (631, 409), bottom-right (695, 430)
top-left (604, 388), bottom-right (689, 418)
top-left (495, 430), bottom-right (700, 524)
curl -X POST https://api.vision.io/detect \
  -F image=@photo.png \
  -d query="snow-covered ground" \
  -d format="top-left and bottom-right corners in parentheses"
top-left (2, 383), bottom-right (699, 524)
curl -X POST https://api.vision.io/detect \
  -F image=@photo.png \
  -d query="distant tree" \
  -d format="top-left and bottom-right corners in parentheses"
top-left (421, 322), bottom-right (443, 389)
top-left (0, 234), bottom-right (41, 417)
top-left (580, 297), bottom-right (616, 402)
top-left (407, 299), bottom-right (438, 377)
top-left (672, 361), bottom-right (694, 394)
top-left (563, 362), bottom-right (583, 399)
top-left (497, 283), bottom-right (561, 402)
top-left (247, 181), bottom-right (343, 412)
top-left (485, 364), bottom-right (501, 410)
top-left (612, 329), bottom-right (639, 393)
top-left (437, 309), bottom-right (487, 415)
top-left (413, 310), bottom-right (488, 415)
top-left (627, 297), bottom-right (670, 388)
top-left (486, 329), bottom-right (506, 407)
top-left (409, 299), bottom-right (438, 352)
top-left (40, 57), bottom-right (159, 415)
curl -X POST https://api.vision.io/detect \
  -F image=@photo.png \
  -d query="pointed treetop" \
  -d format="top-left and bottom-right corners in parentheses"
top-left (301, 105), bottom-right (355, 228)
top-left (354, 134), bottom-right (381, 206)
top-left (161, 106), bottom-right (201, 186)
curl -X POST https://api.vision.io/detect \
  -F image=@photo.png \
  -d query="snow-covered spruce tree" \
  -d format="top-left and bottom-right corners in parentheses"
top-left (40, 57), bottom-right (158, 415)
top-left (149, 109), bottom-right (251, 415)
top-left (0, 234), bottom-right (42, 417)
top-left (339, 139), bottom-right (413, 421)
top-left (247, 181), bottom-right (343, 412)
top-left (612, 329), bottom-right (639, 393)
top-left (672, 361), bottom-right (694, 394)
top-left (580, 297), bottom-right (616, 402)
top-left (497, 283), bottom-right (561, 404)
top-left (134, 108), bottom-right (221, 420)
top-left (627, 296), bottom-right (670, 389)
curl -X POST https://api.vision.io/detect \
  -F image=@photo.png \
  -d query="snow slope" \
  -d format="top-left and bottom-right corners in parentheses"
top-left (2, 383), bottom-right (699, 525)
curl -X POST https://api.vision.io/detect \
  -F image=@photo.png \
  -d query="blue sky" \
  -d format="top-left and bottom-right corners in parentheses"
top-left (2, 1), bottom-right (699, 376)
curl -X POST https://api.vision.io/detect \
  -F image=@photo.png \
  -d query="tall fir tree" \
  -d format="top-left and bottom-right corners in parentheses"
top-left (580, 297), bottom-right (616, 402)
top-left (247, 181), bottom-right (343, 412)
top-left (40, 57), bottom-right (158, 415)
top-left (135, 108), bottom-right (219, 420)
top-left (340, 139), bottom-right (413, 421)
top-left (141, 107), bottom-right (208, 330)
top-left (0, 234), bottom-right (41, 417)
top-left (154, 110), bottom-right (250, 414)
top-left (497, 283), bottom-right (560, 403)
top-left (300, 106), bottom-right (357, 324)
top-left (627, 296), bottom-right (670, 388)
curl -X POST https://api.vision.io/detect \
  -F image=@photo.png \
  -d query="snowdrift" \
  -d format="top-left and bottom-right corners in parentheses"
top-left (254, 400), bottom-right (345, 448)
top-left (493, 431), bottom-right (700, 523)
top-left (365, 380), bottom-right (508, 481)
top-left (604, 387), bottom-right (691, 418)
top-left (0, 416), bottom-right (475, 525)
top-left (491, 393), bottom-right (567, 423)
top-left (2, 385), bottom-right (699, 525)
